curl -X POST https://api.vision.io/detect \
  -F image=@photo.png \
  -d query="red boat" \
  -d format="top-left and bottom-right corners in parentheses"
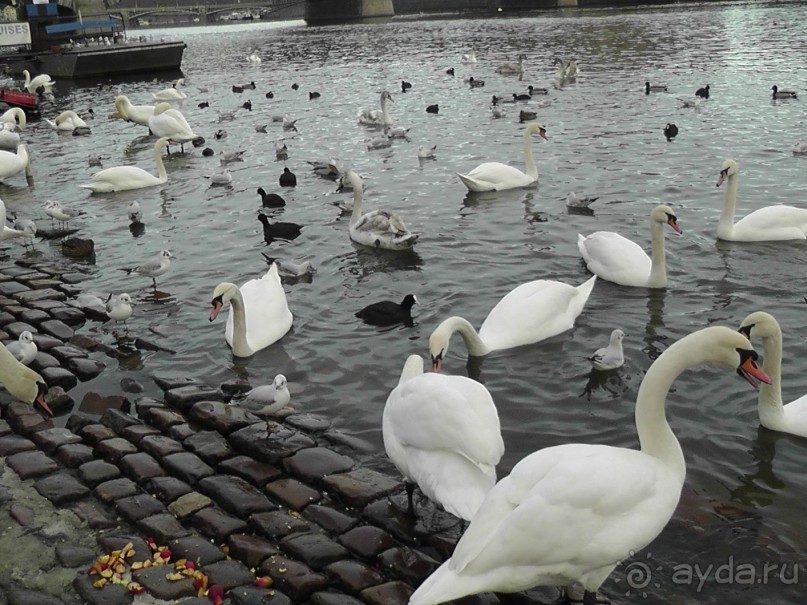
top-left (0, 88), bottom-right (40, 118)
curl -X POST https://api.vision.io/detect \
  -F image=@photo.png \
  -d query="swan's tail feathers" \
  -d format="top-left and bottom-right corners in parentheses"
top-left (408, 561), bottom-right (469, 605)
top-left (577, 275), bottom-right (597, 299)
top-left (456, 172), bottom-right (490, 193)
top-left (576, 233), bottom-right (589, 260)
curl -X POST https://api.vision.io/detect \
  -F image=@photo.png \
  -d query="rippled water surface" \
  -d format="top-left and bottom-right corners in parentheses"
top-left (5, 2), bottom-right (807, 601)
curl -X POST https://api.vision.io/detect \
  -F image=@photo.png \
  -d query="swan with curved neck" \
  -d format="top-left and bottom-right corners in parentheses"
top-left (209, 263), bottom-right (293, 358)
top-left (429, 275), bottom-right (597, 371)
top-left (148, 103), bottom-right (201, 151)
top-left (496, 53), bottom-right (525, 74)
top-left (578, 204), bottom-right (682, 288)
top-left (457, 123), bottom-right (548, 192)
top-left (338, 170), bottom-right (418, 250)
top-left (0, 340), bottom-right (51, 418)
top-left (151, 78), bottom-right (186, 101)
top-left (114, 95), bottom-right (156, 129)
top-left (384, 354), bottom-right (504, 521)
top-left (358, 91), bottom-right (393, 127)
top-left (81, 137), bottom-right (170, 192)
top-left (739, 311), bottom-right (807, 437)
top-left (409, 326), bottom-right (770, 605)
top-left (0, 144), bottom-right (29, 182)
top-left (716, 159), bottom-right (807, 241)
top-left (0, 108), bottom-right (26, 129)
top-left (22, 70), bottom-right (54, 94)
top-left (46, 110), bottom-right (88, 132)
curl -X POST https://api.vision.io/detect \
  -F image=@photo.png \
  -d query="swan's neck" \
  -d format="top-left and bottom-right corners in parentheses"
top-left (154, 143), bottom-right (167, 181)
top-left (349, 181), bottom-right (364, 226)
top-left (441, 316), bottom-right (491, 357)
top-left (718, 173), bottom-right (739, 239)
top-left (227, 288), bottom-right (251, 354)
top-left (523, 130), bottom-right (538, 180)
top-left (758, 330), bottom-right (785, 427)
top-left (647, 218), bottom-right (667, 288)
top-left (381, 97), bottom-right (392, 125)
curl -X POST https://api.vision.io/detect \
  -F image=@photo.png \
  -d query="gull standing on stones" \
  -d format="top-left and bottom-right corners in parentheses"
top-left (121, 250), bottom-right (173, 288)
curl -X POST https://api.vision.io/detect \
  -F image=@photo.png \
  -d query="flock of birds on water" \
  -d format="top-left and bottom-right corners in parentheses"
top-left (1, 37), bottom-right (807, 605)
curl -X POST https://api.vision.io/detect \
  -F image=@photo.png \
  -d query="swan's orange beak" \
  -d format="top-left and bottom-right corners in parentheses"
top-left (539, 128), bottom-right (548, 140)
top-left (209, 298), bottom-right (222, 322)
top-left (738, 355), bottom-right (771, 391)
top-left (34, 382), bottom-right (52, 419)
top-left (717, 169), bottom-right (727, 187)
top-left (431, 354), bottom-right (442, 373)
top-left (667, 215), bottom-right (683, 234)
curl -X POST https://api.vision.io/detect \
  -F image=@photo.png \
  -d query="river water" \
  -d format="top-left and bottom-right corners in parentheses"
top-left (3, 1), bottom-right (806, 602)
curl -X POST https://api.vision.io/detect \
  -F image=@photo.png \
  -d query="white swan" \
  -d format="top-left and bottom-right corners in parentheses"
top-left (46, 110), bottom-right (89, 132)
top-left (358, 91), bottom-right (393, 127)
top-left (0, 144), bottom-right (29, 182)
top-left (408, 326), bottom-right (770, 605)
top-left (0, 123), bottom-right (20, 150)
top-left (384, 355), bottom-right (504, 521)
top-left (22, 70), bottom-right (54, 94)
top-left (338, 170), bottom-right (419, 250)
top-left (0, 107), bottom-right (26, 129)
top-left (209, 263), bottom-right (293, 358)
top-left (6, 331), bottom-right (37, 366)
top-left (429, 275), bottom-right (597, 371)
top-left (148, 103), bottom-right (201, 152)
top-left (151, 78), bottom-right (187, 101)
top-left (0, 197), bottom-right (33, 242)
top-left (461, 49), bottom-right (477, 64)
top-left (114, 95), bottom-right (156, 129)
top-left (739, 312), bottom-right (807, 437)
top-left (247, 51), bottom-right (261, 64)
top-left (716, 159), bottom-right (807, 241)
top-left (457, 123), bottom-right (547, 192)
top-left (577, 204), bottom-right (682, 288)
top-left (81, 137), bottom-right (170, 192)
top-left (0, 339), bottom-right (51, 418)
top-left (496, 54), bottom-right (525, 75)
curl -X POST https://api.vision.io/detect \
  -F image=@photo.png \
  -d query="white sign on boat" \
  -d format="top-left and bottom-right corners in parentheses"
top-left (0, 22), bottom-right (31, 46)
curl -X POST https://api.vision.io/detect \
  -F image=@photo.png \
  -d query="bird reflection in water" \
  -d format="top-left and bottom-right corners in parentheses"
top-left (579, 367), bottom-right (628, 401)
top-left (348, 246), bottom-right (423, 279)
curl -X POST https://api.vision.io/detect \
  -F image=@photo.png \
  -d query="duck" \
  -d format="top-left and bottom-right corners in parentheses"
top-left (308, 92), bottom-right (320, 100)
top-left (428, 275), bottom-right (596, 370)
top-left (338, 170), bottom-right (418, 250)
top-left (401, 80), bottom-right (412, 92)
top-left (257, 188), bottom-right (286, 208)
top-left (6, 331), bottom-right (37, 366)
top-left (771, 85), bottom-right (797, 99)
top-left (716, 159), bottom-right (807, 241)
top-left (384, 354), bottom-right (504, 521)
top-left (233, 375), bottom-right (291, 418)
top-left (408, 327), bottom-right (769, 605)
top-left (151, 78), bottom-right (187, 101)
top-left (122, 249), bottom-right (173, 288)
top-left (242, 100), bottom-right (253, 110)
top-left (496, 54), bottom-right (525, 75)
top-left (589, 329), bottom-right (625, 371)
top-left (46, 110), bottom-right (89, 132)
top-left (739, 312), bottom-right (807, 438)
top-left (0, 142), bottom-right (28, 183)
top-left (460, 48), bottom-right (477, 64)
top-left (457, 122), bottom-right (547, 192)
top-left (518, 109), bottom-right (537, 123)
top-left (695, 84), bottom-right (710, 99)
top-left (467, 77), bottom-right (484, 88)
top-left (80, 137), bottom-right (170, 192)
top-left (148, 103), bottom-right (203, 152)
top-left (114, 95), bottom-right (156, 129)
top-left (209, 263), bottom-right (293, 358)
top-left (358, 91), bottom-right (393, 126)
top-left (664, 123), bottom-right (678, 141)
top-left (0, 340), bottom-right (51, 418)
top-left (527, 85), bottom-right (549, 95)
top-left (645, 81), bottom-right (668, 94)
top-left (22, 70), bottom-right (54, 94)
top-left (512, 92), bottom-right (531, 101)
top-left (578, 204), bottom-right (682, 288)
top-left (105, 293), bottom-right (133, 328)
top-left (279, 167), bottom-right (297, 187)
top-left (356, 294), bottom-right (418, 327)
top-left (446, 67), bottom-right (455, 76)
top-left (257, 213), bottom-right (302, 242)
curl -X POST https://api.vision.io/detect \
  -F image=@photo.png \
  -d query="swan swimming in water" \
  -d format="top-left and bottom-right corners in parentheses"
top-left (81, 137), bottom-right (170, 192)
top-left (148, 103), bottom-right (202, 152)
top-left (408, 326), bottom-right (769, 605)
top-left (715, 159), bottom-right (807, 241)
top-left (578, 204), bottom-right (682, 288)
top-left (46, 110), bottom-right (89, 132)
top-left (152, 78), bottom-right (187, 101)
top-left (383, 354), bottom-right (504, 521)
top-left (114, 95), bottom-right (156, 129)
top-left (22, 70), bottom-right (54, 94)
top-left (457, 123), bottom-right (548, 192)
top-left (429, 275), bottom-right (597, 371)
top-left (0, 144), bottom-right (29, 182)
top-left (358, 91), bottom-right (393, 127)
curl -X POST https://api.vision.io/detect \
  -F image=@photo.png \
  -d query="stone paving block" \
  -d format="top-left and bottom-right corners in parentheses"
top-left (228, 586), bottom-right (292, 605)
top-left (0, 418), bottom-right (9, 436)
top-left (142, 406), bottom-right (187, 430)
top-left (33, 472), bottom-right (90, 505)
top-left (197, 474), bottom-right (276, 517)
top-left (40, 366), bottom-right (78, 391)
top-left (169, 535), bottom-right (227, 566)
top-left (303, 504), bottom-right (358, 535)
top-left (136, 513), bottom-right (192, 544)
top-left (377, 546), bottom-right (440, 586)
top-left (50, 305), bottom-right (86, 325)
top-left (229, 423), bottom-right (316, 465)
top-left (338, 526), bottom-right (397, 560)
top-left (6, 582), bottom-right (66, 605)
top-left (280, 532), bottom-right (350, 570)
top-left (191, 506), bottom-right (248, 543)
top-left (67, 499), bottom-right (117, 530)
top-left (79, 392), bottom-right (129, 416)
top-left (184, 430), bottom-right (234, 465)
top-left (162, 452), bottom-right (215, 484)
top-left (69, 357), bottom-right (107, 381)
top-left (140, 434), bottom-right (184, 458)
top-left (164, 385), bottom-right (224, 411)
top-left (168, 423), bottom-right (199, 442)
top-left (79, 460), bottom-right (121, 486)
top-left (10, 503), bottom-right (34, 527)
top-left (324, 560), bottom-right (385, 594)
top-left (115, 493), bottom-right (167, 522)
top-left (95, 478), bottom-right (139, 503)
top-left (189, 400), bottom-right (257, 434)
top-left (228, 533), bottom-right (280, 569)
top-left (120, 452), bottom-right (165, 484)
top-left (282, 447), bottom-right (355, 484)
top-left (55, 544), bottom-right (96, 568)
top-left (97, 535), bottom-right (152, 563)
top-left (96, 437), bottom-right (138, 462)
top-left (73, 573), bottom-right (134, 605)
top-left (31, 427), bottom-right (82, 454)
top-left (167, 491), bottom-right (212, 519)
top-left (38, 318), bottom-right (73, 339)
top-left (265, 478), bottom-right (321, 511)
top-left (259, 554), bottom-right (327, 602)
top-left (286, 413), bottom-right (331, 433)
top-left (5, 402), bottom-right (53, 436)
top-left (250, 510), bottom-right (310, 541)
top-left (17, 308), bottom-right (51, 325)
top-left (119, 424), bottom-right (161, 444)
top-left (3, 320), bottom-right (36, 338)
top-left (217, 455), bottom-right (282, 488)
top-left (30, 351), bottom-right (60, 371)
top-left (0, 434), bottom-right (36, 455)
top-left (133, 565), bottom-right (195, 600)
top-left (101, 408), bottom-right (140, 434)
top-left (55, 442), bottom-right (95, 467)
top-left (6, 450), bottom-right (58, 479)
top-left (359, 581), bottom-right (413, 605)
top-left (48, 344), bottom-right (88, 362)
top-left (153, 375), bottom-right (201, 391)
top-left (204, 559), bottom-right (256, 590)
top-left (321, 468), bottom-right (401, 508)
top-left (148, 476), bottom-right (193, 502)
top-left (78, 423), bottom-right (116, 446)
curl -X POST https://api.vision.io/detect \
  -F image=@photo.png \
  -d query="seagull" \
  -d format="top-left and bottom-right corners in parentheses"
top-left (206, 168), bottom-right (232, 186)
top-left (588, 328), bottom-right (625, 371)
top-left (11, 218), bottom-right (36, 248)
top-left (232, 374), bottom-right (291, 430)
top-left (261, 253), bottom-right (316, 278)
top-left (417, 145), bottom-right (437, 159)
top-left (565, 192), bottom-right (600, 209)
top-left (791, 142), bottom-right (807, 155)
top-left (6, 331), bottom-right (37, 365)
top-left (219, 150), bottom-right (245, 164)
top-left (275, 140), bottom-right (288, 160)
top-left (127, 201), bottom-right (142, 223)
top-left (105, 293), bottom-right (133, 330)
top-left (282, 115), bottom-right (298, 131)
top-left (121, 250), bottom-right (173, 288)
top-left (366, 133), bottom-right (392, 150)
top-left (43, 200), bottom-right (83, 228)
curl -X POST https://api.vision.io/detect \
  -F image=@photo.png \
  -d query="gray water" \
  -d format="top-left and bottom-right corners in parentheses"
top-left (4, 1), bottom-right (807, 601)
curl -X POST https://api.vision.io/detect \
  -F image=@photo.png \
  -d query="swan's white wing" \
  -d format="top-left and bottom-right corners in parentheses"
top-left (578, 231), bottom-right (651, 286)
top-left (460, 162), bottom-right (533, 191)
top-left (479, 280), bottom-right (582, 350)
top-left (733, 205), bottom-right (807, 239)
top-left (225, 265), bottom-right (293, 353)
